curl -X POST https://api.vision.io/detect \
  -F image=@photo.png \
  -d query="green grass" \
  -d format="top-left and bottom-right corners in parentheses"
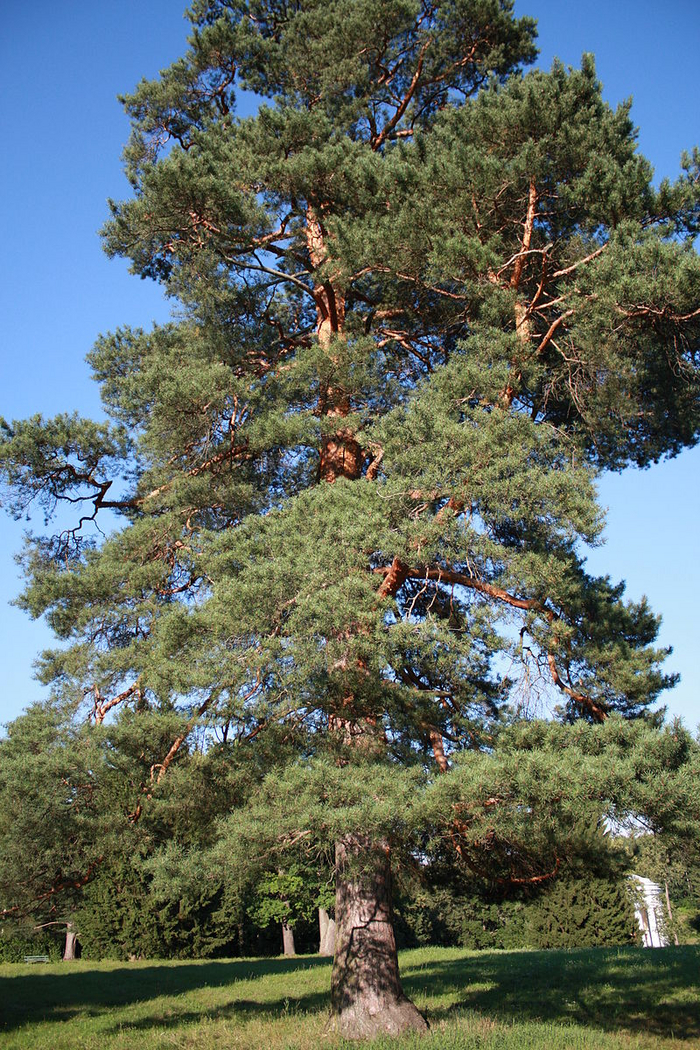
top-left (0, 945), bottom-right (698, 1049)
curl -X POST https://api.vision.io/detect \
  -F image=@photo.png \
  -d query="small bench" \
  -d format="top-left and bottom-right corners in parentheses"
top-left (23, 955), bottom-right (50, 964)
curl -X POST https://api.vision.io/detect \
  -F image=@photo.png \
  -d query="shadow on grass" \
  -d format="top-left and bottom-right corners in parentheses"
top-left (2, 947), bottom-right (699, 1040)
top-left (100, 994), bottom-right (332, 1035)
top-left (0, 955), bottom-right (331, 1032)
top-left (401, 945), bottom-right (700, 1041)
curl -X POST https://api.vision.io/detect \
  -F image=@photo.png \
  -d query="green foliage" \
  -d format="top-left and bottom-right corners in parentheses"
top-left (0, 414), bottom-right (130, 526)
top-left (0, 929), bottom-right (63, 963)
top-left (521, 877), bottom-right (639, 950)
top-left (395, 816), bottom-right (641, 952)
top-left (0, 704), bottom-right (107, 928)
top-left (395, 884), bottom-right (523, 950)
top-left (3, 3), bottom-right (693, 741)
top-left (1, 0), bottom-right (699, 979)
top-left (248, 861), bottom-right (334, 934)
top-left (75, 855), bottom-right (242, 960)
top-left (249, 870), bottom-right (308, 931)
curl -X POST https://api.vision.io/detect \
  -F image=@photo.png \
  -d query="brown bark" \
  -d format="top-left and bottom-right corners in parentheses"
top-left (510, 180), bottom-right (537, 293)
top-left (377, 556), bottom-right (410, 600)
top-left (429, 727), bottom-right (449, 773)
top-left (319, 426), bottom-right (363, 483)
top-left (500, 179), bottom-right (537, 407)
top-left (306, 205), bottom-right (364, 484)
top-left (309, 209), bottom-right (423, 1034)
top-left (330, 835), bottom-right (428, 1039)
top-left (328, 712), bottom-right (425, 1033)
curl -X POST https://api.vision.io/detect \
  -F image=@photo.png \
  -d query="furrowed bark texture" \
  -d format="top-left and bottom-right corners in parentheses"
top-left (330, 835), bottom-right (428, 1039)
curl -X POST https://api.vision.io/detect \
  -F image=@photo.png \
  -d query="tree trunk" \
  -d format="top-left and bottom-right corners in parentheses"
top-left (664, 881), bottom-right (680, 946)
top-left (63, 923), bottom-right (78, 961)
top-left (322, 917), bottom-right (337, 957)
top-left (319, 907), bottom-right (336, 956)
top-left (282, 922), bottom-right (296, 956)
top-left (319, 907), bottom-right (330, 953)
top-left (330, 835), bottom-right (428, 1039)
top-left (307, 210), bottom-right (421, 1035)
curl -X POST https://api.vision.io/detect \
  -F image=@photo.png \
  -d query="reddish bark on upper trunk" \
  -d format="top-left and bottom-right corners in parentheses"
top-left (306, 205), bottom-right (363, 484)
top-left (309, 209), bottom-right (425, 1037)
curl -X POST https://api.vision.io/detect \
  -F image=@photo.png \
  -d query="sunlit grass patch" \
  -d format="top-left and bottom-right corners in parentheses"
top-left (1, 945), bottom-right (698, 1049)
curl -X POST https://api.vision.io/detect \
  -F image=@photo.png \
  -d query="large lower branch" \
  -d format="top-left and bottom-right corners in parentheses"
top-left (375, 561), bottom-right (607, 722)
top-left (0, 858), bottom-right (103, 920)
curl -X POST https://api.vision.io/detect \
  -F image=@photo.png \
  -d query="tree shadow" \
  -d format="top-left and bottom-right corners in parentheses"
top-left (0, 955), bottom-right (331, 1032)
top-left (99, 993), bottom-right (333, 1035)
top-left (401, 946), bottom-right (700, 1041)
top-left (3, 947), bottom-right (698, 1041)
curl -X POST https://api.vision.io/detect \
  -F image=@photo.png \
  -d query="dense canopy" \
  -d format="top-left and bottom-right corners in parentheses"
top-left (1, 0), bottom-right (699, 1037)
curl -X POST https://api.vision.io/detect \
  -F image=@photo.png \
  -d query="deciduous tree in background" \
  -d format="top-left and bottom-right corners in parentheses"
top-left (1, 0), bottom-right (700, 1037)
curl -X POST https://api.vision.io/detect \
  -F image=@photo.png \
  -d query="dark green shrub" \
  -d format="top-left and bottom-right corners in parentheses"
top-left (396, 873), bottom-right (640, 950)
top-left (523, 876), bottom-right (640, 948)
top-left (0, 929), bottom-right (63, 963)
top-left (75, 857), bottom-right (242, 960)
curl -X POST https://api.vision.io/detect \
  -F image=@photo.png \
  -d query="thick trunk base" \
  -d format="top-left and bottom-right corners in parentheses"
top-left (330, 836), bottom-right (428, 1040)
top-left (329, 996), bottom-right (428, 1040)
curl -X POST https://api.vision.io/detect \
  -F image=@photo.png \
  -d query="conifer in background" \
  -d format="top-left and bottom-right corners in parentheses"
top-left (1, 0), bottom-right (700, 1037)
top-left (0, 704), bottom-right (106, 959)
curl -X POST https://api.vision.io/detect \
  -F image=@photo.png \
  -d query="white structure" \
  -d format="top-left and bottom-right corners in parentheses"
top-left (630, 875), bottom-right (668, 948)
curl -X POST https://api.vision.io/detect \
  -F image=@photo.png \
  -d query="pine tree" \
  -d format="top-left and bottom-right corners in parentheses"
top-left (1, 0), bottom-right (700, 1037)
top-left (522, 875), bottom-right (639, 949)
top-left (0, 704), bottom-right (106, 957)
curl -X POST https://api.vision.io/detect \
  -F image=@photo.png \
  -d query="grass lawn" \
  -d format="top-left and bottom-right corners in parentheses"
top-left (0, 945), bottom-right (698, 1049)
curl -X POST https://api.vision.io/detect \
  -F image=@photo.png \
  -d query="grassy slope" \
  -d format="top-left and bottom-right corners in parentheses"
top-left (0, 945), bottom-right (698, 1050)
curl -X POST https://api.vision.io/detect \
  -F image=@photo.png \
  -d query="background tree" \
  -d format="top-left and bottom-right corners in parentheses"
top-left (0, 698), bottom-right (278, 961)
top-left (72, 713), bottom-right (249, 960)
top-left (1, 0), bottom-right (699, 1038)
top-left (630, 791), bottom-right (700, 946)
top-left (247, 863), bottom-right (332, 956)
top-left (0, 704), bottom-right (105, 958)
top-left (519, 875), bottom-right (640, 949)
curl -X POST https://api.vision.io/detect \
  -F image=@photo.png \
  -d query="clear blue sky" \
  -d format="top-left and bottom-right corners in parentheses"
top-left (0, 1), bottom-right (698, 730)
